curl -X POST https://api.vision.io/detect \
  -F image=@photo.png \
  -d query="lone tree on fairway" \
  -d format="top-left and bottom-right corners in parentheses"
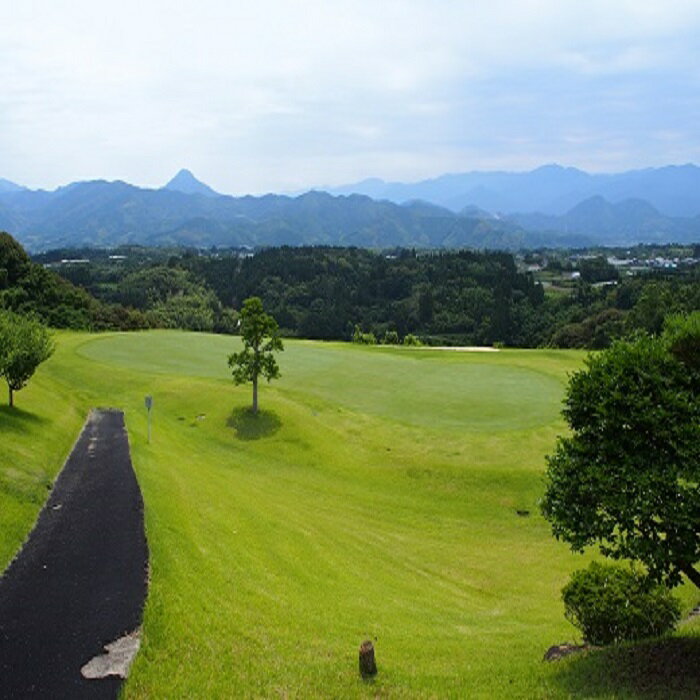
top-left (228, 297), bottom-right (283, 414)
top-left (541, 313), bottom-right (700, 589)
top-left (0, 311), bottom-right (55, 407)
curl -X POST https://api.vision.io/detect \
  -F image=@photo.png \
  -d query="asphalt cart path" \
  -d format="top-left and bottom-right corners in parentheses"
top-left (0, 409), bottom-right (148, 699)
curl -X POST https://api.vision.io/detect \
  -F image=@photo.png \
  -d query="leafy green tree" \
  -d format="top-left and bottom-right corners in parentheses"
top-left (228, 297), bottom-right (283, 414)
top-left (0, 232), bottom-right (30, 289)
top-left (541, 314), bottom-right (700, 589)
top-left (0, 312), bottom-right (55, 407)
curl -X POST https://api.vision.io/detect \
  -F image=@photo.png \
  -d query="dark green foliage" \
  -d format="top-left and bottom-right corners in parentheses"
top-left (0, 232), bottom-right (153, 331)
top-left (202, 247), bottom-right (547, 346)
top-left (579, 256), bottom-right (619, 283)
top-left (0, 232), bottom-right (31, 288)
top-left (382, 330), bottom-right (400, 345)
top-left (0, 311), bottom-right (54, 406)
top-left (402, 333), bottom-right (421, 346)
top-left (542, 319), bottom-right (700, 588)
top-left (189, 247), bottom-right (698, 349)
top-left (228, 297), bottom-right (283, 414)
top-left (562, 562), bottom-right (681, 645)
top-left (51, 252), bottom-right (236, 333)
top-left (22, 238), bottom-right (700, 347)
top-left (352, 324), bottom-right (377, 345)
top-left (550, 308), bottom-right (626, 349)
top-left (663, 311), bottom-right (700, 369)
top-left (548, 274), bottom-right (700, 348)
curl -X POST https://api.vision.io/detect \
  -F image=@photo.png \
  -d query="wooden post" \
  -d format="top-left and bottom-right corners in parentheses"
top-left (359, 640), bottom-right (377, 678)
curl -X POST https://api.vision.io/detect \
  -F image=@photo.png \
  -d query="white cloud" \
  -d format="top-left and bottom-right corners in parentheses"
top-left (0, 0), bottom-right (699, 191)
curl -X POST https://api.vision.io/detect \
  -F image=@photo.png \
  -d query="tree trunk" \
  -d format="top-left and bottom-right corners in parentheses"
top-left (252, 375), bottom-right (258, 414)
top-left (358, 640), bottom-right (377, 678)
top-left (8, 383), bottom-right (13, 408)
top-left (681, 563), bottom-right (700, 589)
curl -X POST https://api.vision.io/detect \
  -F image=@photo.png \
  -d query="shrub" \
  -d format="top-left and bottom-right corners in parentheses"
top-left (562, 562), bottom-right (681, 645)
top-left (352, 324), bottom-right (377, 345)
top-left (403, 333), bottom-right (421, 346)
top-left (382, 329), bottom-right (400, 345)
top-left (663, 311), bottom-right (700, 369)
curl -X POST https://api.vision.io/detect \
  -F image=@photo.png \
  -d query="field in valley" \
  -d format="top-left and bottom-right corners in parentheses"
top-left (0, 331), bottom-right (697, 698)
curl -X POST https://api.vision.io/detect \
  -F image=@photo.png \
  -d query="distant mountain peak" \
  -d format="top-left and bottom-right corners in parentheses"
top-left (163, 169), bottom-right (219, 197)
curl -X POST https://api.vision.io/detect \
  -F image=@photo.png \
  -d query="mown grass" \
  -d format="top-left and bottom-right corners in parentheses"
top-left (0, 330), bottom-right (697, 697)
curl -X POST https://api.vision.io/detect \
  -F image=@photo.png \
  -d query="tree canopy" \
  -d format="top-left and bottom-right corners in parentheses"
top-left (228, 297), bottom-right (283, 414)
top-left (541, 313), bottom-right (700, 589)
top-left (0, 311), bottom-right (55, 407)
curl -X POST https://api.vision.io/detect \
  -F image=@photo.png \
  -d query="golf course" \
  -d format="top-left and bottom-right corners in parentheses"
top-left (1, 331), bottom-right (698, 697)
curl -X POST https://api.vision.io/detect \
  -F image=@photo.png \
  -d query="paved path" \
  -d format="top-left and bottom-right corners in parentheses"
top-left (0, 409), bottom-right (148, 699)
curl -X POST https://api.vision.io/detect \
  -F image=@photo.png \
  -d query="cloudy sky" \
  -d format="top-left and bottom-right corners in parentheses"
top-left (1, 0), bottom-right (699, 194)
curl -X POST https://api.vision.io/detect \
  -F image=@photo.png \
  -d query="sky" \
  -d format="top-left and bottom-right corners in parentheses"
top-left (1, 0), bottom-right (700, 194)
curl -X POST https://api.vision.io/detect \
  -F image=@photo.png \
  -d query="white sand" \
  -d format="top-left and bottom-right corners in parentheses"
top-left (418, 346), bottom-right (500, 352)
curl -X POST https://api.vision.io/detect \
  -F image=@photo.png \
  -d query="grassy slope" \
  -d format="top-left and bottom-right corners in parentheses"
top-left (0, 331), bottom-right (697, 698)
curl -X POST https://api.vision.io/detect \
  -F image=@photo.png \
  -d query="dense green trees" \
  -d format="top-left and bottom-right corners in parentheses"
top-left (6, 231), bottom-right (700, 346)
top-left (541, 313), bottom-right (700, 589)
top-left (180, 246), bottom-right (698, 348)
top-left (0, 312), bottom-right (54, 406)
top-left (0, 232), bottom-right (153, 331)
top-left (228, 297), bottom-right (283, 414)
top-left (197, 247), bottom-right (548, 346)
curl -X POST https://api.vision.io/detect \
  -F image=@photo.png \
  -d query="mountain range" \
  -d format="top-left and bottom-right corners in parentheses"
top-left (324, 164), bottom-right (700, 217)
top-left (0, 166), bottom-right (698, 251)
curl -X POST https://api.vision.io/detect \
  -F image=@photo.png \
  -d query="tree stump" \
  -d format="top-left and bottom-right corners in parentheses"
top-left (359, 640), bottom-right (377, 678)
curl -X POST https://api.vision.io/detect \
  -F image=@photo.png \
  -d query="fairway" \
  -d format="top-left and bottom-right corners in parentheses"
top-left (2, 331), bottom-right (697, 698)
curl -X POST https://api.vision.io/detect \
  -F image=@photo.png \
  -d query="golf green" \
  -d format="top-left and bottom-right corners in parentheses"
top-left (79, 331), bottom-right (563, 431)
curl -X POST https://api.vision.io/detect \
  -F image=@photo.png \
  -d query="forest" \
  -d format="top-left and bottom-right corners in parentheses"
top-left (22, 238), bottom-right (700, 348)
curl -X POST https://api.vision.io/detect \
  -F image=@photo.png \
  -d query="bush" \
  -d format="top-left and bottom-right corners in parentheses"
top-left (403, 333), bottom-right (421, 346)
top-left (663, 311), bottom-right (700, 369)
top-left (562, 562), bottom-right (681, 645)
top-left (352, 324), bottom-right (377, 345)
top-left (382, 329), bottom-right (400, 345)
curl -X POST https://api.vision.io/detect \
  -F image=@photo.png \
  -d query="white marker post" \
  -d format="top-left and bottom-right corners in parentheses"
top-left (145, 395), bottom-right (153, 444)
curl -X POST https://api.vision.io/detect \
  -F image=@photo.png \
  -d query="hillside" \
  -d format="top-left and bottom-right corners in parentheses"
top-left (509, 196), bottom-right (700, 244)
top-left (0, 180), bottom-right (524, 252)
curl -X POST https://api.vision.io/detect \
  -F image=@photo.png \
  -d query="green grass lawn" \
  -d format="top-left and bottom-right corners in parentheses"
top-left (1, 330), bottom-right (697, 698)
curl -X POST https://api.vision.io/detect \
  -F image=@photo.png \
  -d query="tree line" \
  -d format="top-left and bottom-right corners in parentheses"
top-left (4, 231), bottom-right (700, 348)
top-left (176, 246), bottom-right (700, 348)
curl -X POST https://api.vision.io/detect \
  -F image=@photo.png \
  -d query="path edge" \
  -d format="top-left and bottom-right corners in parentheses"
top-left (0, 408), bottom-right (97, 581)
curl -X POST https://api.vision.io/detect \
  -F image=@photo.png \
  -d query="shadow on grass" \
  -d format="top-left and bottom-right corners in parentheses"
top-left (226, 406), bottom-right (281, 441)
top-left (552, 635), bottom-right (700, 698)
top-left (0, 405), bottom-right (48, 432)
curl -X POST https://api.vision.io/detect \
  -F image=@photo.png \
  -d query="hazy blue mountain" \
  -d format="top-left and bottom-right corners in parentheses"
top-left (326, 164), bottom-right (700, 217)
top-left (1, 171), bottom-right (698, 252)
top-left (509, 196), bottom-right (700, 244)
top-left (163, 169), bottom-right (220, 197)
top-left (0, 178), bottom-right (26, 194)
